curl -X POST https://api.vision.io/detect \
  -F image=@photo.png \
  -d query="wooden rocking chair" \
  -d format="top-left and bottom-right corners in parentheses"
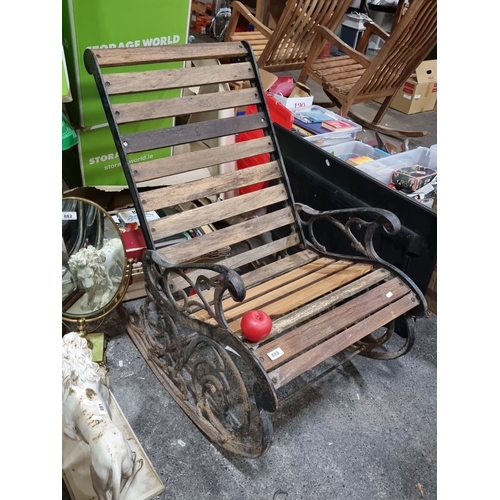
top-left (85, 41), bottom-right (427, 458)
top-left (297, 0), bottom-right (437, 139)
top-left (225, 0), bottom-right (353, 72)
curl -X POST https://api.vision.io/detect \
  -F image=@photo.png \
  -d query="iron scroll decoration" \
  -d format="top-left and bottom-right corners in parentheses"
top-left (62, 197), bottom-right (133, 326)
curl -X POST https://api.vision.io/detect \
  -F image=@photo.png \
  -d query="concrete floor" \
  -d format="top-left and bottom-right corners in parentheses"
top-left (62, 35), bottom-right (437, 500)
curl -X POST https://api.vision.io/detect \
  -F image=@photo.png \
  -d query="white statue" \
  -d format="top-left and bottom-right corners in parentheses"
top-left (68, 238), bottom-right (125, 311)
top-left (62, 332), bottom-right (142, 500)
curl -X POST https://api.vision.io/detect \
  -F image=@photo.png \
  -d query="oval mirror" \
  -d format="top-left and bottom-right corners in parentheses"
top-left (62, 197), bottom-right (129, 322)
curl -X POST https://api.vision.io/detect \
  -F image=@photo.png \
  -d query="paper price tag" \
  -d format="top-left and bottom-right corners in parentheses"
top-left (267, 347), bottom-right (284, 361)
top-left (62, 211), bottom-right (77, 220)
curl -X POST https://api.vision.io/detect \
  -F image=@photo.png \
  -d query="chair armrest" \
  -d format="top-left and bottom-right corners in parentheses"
top-left (355, 21), bottom-right (390, 53)
top-left (143, 249), bottom-right (246, 331)
top-left (295, 203), bottom-right (401, 262)
top-left (226, 1), bottom-right (273, 41)
top-left (314, 25), bottom-right (371, 67)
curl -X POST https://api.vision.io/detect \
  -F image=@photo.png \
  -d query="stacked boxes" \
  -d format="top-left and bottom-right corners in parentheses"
top-left (191, 1), bottom-right (213, 33)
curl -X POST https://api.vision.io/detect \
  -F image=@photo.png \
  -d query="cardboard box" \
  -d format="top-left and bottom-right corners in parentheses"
top-left (259, 69), bottom-right (314, 110)
top-left (196, 15), bottom-right (212, 34)
top-left (191, 1), bottom-right (208, 27)
top-left (378, 60), bottom-right (437, 115)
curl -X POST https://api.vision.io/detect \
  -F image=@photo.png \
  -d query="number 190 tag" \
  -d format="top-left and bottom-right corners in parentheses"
top-left (62, 211), bottom-right (77, 220)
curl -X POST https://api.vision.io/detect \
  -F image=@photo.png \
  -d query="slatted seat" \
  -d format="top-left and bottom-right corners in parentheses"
top-left (85, 41), bottom-right (426, 459)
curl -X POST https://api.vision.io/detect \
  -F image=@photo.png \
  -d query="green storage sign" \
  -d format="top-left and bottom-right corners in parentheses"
top-left (62, 0), bottom-right (190, 128)
top-left (77, 124), bottom-right (174, 187)
top-left (62, 0), bottom-right (190, 186)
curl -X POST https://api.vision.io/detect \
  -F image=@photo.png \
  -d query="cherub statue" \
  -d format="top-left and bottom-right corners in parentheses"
top-left (68, 238), bottom-right (124, 311)
top-left (62, 332), bottom-right (143, 500)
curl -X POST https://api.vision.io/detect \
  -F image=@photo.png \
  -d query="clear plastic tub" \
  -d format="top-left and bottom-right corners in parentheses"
top-left (357, 146), bottom-right (436, 184)
top-left (292, 106), bottom-right (363, 147)
top-left (322, 140), bottom-right (389, 165)
top-left (429, 144), bottom-right (437, 170)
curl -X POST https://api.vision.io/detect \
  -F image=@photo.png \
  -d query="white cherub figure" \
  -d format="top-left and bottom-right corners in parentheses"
top-left (68, 238), bottom-right (124, 311)
top-left (62, 332), bottom-right (143, 499)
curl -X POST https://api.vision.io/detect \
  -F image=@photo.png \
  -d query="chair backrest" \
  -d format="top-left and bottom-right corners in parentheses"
top-left (84, 42), bottom-right (306, 274)
top-left (258, 0), bottom-right (352, 72)
top-left (352, 0), bottom-right (437, 99)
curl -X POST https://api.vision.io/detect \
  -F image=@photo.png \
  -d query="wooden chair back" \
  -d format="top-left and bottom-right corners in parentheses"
top-left (84, 42), bottom-right (305, 272)
top-left (227, 0), bottom-right (353, 72)
top-left (351, 0), bottom-right (437, 101)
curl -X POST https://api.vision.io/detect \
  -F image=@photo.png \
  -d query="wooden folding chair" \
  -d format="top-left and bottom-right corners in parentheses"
top-left (225, 0), bottom-right (353, 72)
top-left (298, 0), bottom-right (437, 138)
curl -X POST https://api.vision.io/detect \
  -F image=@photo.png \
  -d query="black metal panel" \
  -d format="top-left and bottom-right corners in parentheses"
top-left (275, 125), bottom-right (437, 295)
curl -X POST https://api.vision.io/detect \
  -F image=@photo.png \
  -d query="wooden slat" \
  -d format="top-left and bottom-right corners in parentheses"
top-left (168, 235), bottom-right (304, 293)
top-left (224, 261), bottom-right (353, 324)
top-left (255, 277), bottom-right (410, 371)
top-left (229, 262), bottom-right (374, 333)
top-left (90, 43), bottom-right (250, 68)
top-left (267, 268), bottom-right (390, 338)
top-left (194, 257), bottom-right (336, 321)
top-left (268, 294), bottom-right (417, 389)
top-left (113, 87), bottom-right (261, 124)
top-left (132, 136), bottom-right (275, 183)
top-left (104, 62), bottom-right (256, 95)
top-left (150, 184), bottom-right (288, 240)
top-left (191, 248), bottom-right (319, 311)
top-left (122, 112), bottom-right (268, 153)
top-left (141, 161), bottom-right (282, 212)
top-left (158, 207), bottom-right (295, 264)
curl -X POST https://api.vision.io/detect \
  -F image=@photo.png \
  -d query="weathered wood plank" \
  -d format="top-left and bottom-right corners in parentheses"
top-left (149, 184), bottom-right (289, 240)
top-left (113, 87), bottom-right (261, 124)
top-left (132, 137), bottom-right (275, 183)
top-left (224, 261), bottom-right (354, 324)
top-left (158, 207), bottom-right (296, 264)
top-left (168, 234), bottom-right (303, 294)
top-left (229, 262), bottom-right (374, 333)
top-left (140, 162), bottom-right (282, 212)
top-left (122, 113), bottom-right (268, 153)
top-left (268, 293), bottom-right (417, 389)
top-left (255, 277), bottom-right (411, 371)
top-left (194, 257), bottom-right (336, 321)
top-left (266, 268), bottom-right (390, 337)
top-left (104, 62), bottom-right (256, 95)
top-left (90, 43), bottom-right (250, 68)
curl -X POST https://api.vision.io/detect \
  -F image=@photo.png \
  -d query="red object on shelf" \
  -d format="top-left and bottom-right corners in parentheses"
top-left (121, 225), bottom-right (147, 261)
top-left (236, 101), bottom-right (292, 196)
top-left (264, 93), bottom-right (294, 129)
top-left (236, 105), bottom-right (270, 195)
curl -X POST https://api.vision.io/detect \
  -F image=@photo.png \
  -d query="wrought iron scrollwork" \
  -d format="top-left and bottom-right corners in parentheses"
top-left (121, 249), bottom-right (277, 457)
top-left (295, 202), bottom-right (401, 262)
top-left (294, 202), bottom-right (427, 318)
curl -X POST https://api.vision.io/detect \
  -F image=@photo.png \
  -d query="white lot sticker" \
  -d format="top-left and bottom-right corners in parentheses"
top-left (91, 415), bottom-right (103, 421)
top-left (386, 291), bottom-right (393, 298)
top-left (62, 211), bottom-right (77, 220)
top-left (267, 347), bottom-right (284, 361)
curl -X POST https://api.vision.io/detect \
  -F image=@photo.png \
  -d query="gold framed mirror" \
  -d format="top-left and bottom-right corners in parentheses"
top-left (62, 197), bottom-right (133, 362)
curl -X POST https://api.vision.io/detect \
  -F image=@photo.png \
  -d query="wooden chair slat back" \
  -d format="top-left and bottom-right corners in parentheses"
top-left (84, 42), bottom-right (304, 265)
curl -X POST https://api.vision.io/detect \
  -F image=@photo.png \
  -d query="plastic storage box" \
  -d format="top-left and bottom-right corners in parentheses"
top-left (357, 146), bottom-right (436, 185)
top-left (322, 140), bottom-right (389, 166)
top-left (292, 106), bottom-right (363, 148)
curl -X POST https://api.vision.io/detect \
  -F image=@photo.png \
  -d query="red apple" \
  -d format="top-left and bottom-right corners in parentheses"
top-left (241, 310), bottom-right (273, 342)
